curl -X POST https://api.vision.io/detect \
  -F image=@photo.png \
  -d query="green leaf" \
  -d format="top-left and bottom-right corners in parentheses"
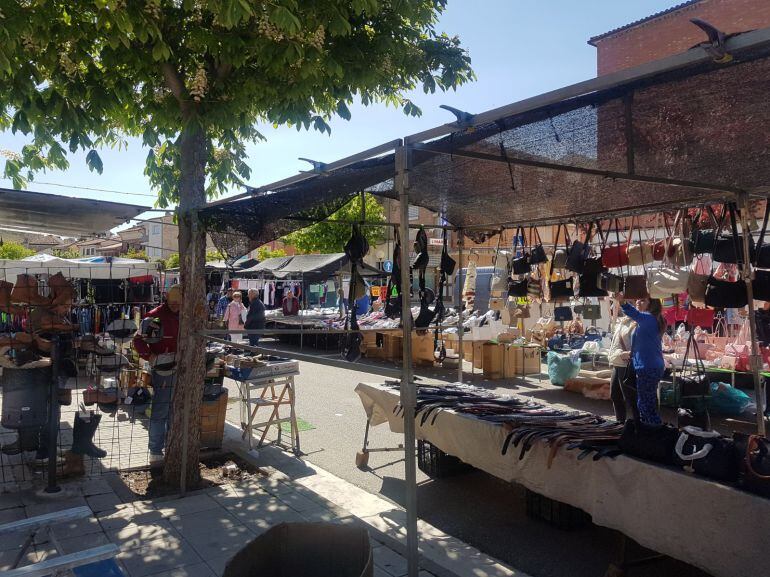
top-left (152, 42), bottom-right (166, 61)
top-left (85, 149), bottom-right (103, 174)
top-left (336, 101), bottom-right (351, 121)
top-left (270, 6), bottom-right (301, 35)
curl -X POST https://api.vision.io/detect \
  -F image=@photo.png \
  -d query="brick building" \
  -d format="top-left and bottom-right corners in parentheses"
top-left (589, 0), bottom-right (770, 75)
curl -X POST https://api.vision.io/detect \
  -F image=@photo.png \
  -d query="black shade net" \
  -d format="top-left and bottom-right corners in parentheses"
top-left (201, 34), bottom-right (770, 256)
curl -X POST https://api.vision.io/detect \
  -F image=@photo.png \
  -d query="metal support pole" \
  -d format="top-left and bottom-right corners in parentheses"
top-left (396, 143), bottom-right (419, 577)
top-left (738, 194), bottom-right (766, 434)
top-left (457, 232), bottom-right (464, 384)
top-left (45, 335), bottom-right (61, 493)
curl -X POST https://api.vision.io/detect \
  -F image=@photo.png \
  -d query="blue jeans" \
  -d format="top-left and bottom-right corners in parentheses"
top-left (149, 372), bottom-right (175, 454)
top-left (635, 367), bottom-right (663, 425)
top-left (248, 334), bottom-right (260, 347)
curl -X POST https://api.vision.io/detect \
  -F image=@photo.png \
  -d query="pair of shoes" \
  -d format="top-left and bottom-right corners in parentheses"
top-left (70, 413), bottom-right (107, 458)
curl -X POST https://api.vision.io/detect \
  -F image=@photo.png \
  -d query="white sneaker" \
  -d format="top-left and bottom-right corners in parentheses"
top-left (149, 452), bottom-right (164, 463)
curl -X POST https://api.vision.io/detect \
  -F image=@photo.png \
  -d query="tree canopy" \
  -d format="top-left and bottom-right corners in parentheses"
top-left (284, 192), bottom-right (386, 254)
top-left (1, 0), bottom-right (472, 206)
top-left (0, 241), bottom-right (35, 260)
top-left (0, 0), bottom-right (472, 488)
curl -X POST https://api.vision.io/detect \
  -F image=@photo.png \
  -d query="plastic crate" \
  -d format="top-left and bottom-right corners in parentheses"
top-left (417, 440), bottom-right (472, 478)
top-left (525, 489), bottom-right (589, 530)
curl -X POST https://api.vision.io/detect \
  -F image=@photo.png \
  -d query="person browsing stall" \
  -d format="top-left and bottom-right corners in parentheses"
top-left (244, 288), bottom-right (265, 348)
top-left (223, 291), bottom-right (246, 342)
top-left (282, 290), bottom-right (300, 316)
top-left (607, 300), bottom-right (638, 422)
top-left (133, 284), bottom-right (180, 463)
top-left (215, 288), bottom-right (233, 318)
top-left (617, 294), bottom-right (666, 425)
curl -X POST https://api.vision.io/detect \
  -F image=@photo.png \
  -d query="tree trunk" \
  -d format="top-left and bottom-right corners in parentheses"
top-left (163, 122), bottom-right (208, 488)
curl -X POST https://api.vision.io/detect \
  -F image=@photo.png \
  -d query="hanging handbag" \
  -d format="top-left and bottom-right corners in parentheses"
top-left (527, 275), bottom-right (543, 300)
top-left (565, 222), bottom-right (593, 274)
top-left (753, 269), bottom-right (770, 301)
top-left (648, 211), bottom-right (691, 299)
top-left (713, 203), bottom-right (755, 264)
top-left (674, 426), bottom-right (739, 482)
top-left (600, 271), bottom-right (624, 293)
top-left (578, 221), bottom-right (607, 297)
top-left (549, 277), bottom-right (574, 301)
top-left (685, 306), bottom-right (715, 329)
top-left (529, 227), bottom-right (547, 265)
top-left (551, 224), bottom-right (569, 270)
top-left (512, 302), bottom-right (531, 319)
top-left (510, 226), bottom-right (531, 275)
top-left (705, 276), bottom-right (748, 309)
top-left (577, 303), bottom-right (601, 320)
top-left (690, 205), bottom-right (721, 255)
top-left (623, 276), bottom-right (649, 300)
top-left (619, 419), bottom-right (679, 465)
top-left (627, 216), bottom-right (655, 267)
top-left (553, 306), bottom-right (573, 322)
top-left (687, 258), bottom-right (709, 305)
top-left (601, 217), bottom-right (629, 270)
top-left (508, 278), bottom-right (529, 297)
top-left (734, 433), bottom-right (770, 497)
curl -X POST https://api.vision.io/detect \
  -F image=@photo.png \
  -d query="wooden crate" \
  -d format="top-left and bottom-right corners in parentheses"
top-left (482, 342), bottom-right (504, 379)
top-left (200, 390), bottom-right (228, 449)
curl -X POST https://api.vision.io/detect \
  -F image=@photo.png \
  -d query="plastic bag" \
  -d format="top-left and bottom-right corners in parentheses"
top-left (547, 351), bottom-right (581, 386)
top-left (708, 382), bottom-right (753, 416)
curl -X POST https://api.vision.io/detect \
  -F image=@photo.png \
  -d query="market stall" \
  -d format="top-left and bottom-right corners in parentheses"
top-left (199, 26), bottom-right (770, 577)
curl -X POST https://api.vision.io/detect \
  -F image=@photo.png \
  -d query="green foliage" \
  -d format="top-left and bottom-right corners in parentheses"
top-left (284, 193), bottom-right (386, 254)
top-left (0, 241), bottom-right (35, 260)
top-left (0, 1), bottom-right (473, 207)
top-left (206, 249), bottom-right (225, 262)
top-left (120, 248), bottom-right (149, 261)
top-left (159, 249), bottom-right (222, 269)
top-left (51, 247), bottom-right (81, 259)
top-left (256, 246), bottom-right (287, 261)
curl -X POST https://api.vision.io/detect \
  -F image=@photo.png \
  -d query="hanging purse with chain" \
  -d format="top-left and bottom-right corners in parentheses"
top-left (713, 203), bottom-right (755, 264)
top-left (690, 205), bottom-right (721, 255)
top-left (511, 226), bottom-right (532, 275)
top-left (529, 226), bottom-right (547, 264)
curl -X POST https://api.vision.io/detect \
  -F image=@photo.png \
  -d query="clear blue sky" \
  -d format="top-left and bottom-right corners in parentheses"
top-left (0, 0), bottom-right (679, 211)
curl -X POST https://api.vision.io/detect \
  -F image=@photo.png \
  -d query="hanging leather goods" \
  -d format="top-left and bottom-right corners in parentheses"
top-left (551, 224), bottom-right (570, 270)
top-left (578, 221), bottom-right (607, 297)
top-left (601, 218), bottom-right (629, 269)
top-left (713, 202), bottom-right (755, 264)
top-left (510, 226), bottom-right (531, 275)
top-left (565, 222), bottom-right (592, 274)
top-left (529, 226), bottom-right (547, 264)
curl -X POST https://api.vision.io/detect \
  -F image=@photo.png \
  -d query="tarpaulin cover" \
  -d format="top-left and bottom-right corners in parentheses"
top-left (0, 253), bottom-right (158, 280)
top-left (238, 253), bottom-right (347, 283)
top-left (201, 31), bottom-right (770, 255)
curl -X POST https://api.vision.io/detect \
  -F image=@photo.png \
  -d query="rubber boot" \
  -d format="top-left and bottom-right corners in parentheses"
top-left (62, 451), bottom-right (85, 477)
top-left (71, 413), bottom-right (107, 458)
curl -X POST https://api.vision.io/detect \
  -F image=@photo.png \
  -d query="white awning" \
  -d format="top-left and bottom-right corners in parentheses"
top-left (0, 253), bottom-right (159, 280)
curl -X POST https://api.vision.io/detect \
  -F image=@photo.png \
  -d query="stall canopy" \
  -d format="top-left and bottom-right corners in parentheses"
top-left (200, 26), bottom-right (770, 256)
top-left (0, 188), bottom-right (150, 237)
top-left (0, 253), bottom-right (159, 280)
top-left (237, 253), bottom-right (381, 283)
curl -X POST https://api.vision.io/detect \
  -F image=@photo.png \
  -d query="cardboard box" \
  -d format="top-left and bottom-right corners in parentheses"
top-left (482, 342), bottom-right (504, 379)
top-left (200, 390), bottom-right (228, 449)
top-left (412, 333), bottom-right (436, 365)
top-left (521, 345), bottom-right (542, 375)
top-left (504, 345), bottom-right (523, 378)
top-left (381, 333), bottom-right (402, 361)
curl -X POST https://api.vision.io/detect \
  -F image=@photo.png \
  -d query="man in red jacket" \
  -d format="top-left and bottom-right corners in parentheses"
top-left (133, 285), bottom-right (180, 462)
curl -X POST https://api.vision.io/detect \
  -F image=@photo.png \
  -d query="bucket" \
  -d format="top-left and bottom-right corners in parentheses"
top-left (223, 523), bottom-right (373, 577)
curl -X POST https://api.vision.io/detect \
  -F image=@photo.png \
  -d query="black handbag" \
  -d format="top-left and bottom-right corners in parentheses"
top-left (753, 269), bottom-right (770, 301)
top-left (344, 224), bottom-right (370, 262)
top-left (689, 205), bottom-right (721, 255)
top-left (549, 277), bottom-right (574, 301)
top-left (508, 279), bottom-right (529, 297)
top-left (713, 203), bottom-right (755, 264)
top-left (619, 419), bottom-right (678, 465)
top-left (565, 223), bottom-right (593, 274)
top-left (704, 277), bottom-right (748, 309)
top-left (674, 426), bottom-right (739, 482)
top-left (553, 305), bottom-right (573, 322)
top-left (529, 227), bottom-right (547, 265)
top-left (511, 227), bottom-right (532, 275)
top-left (734, 433), bottom-right (770, 497)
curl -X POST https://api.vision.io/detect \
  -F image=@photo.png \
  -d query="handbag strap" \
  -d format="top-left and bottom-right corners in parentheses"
top-left (531, 226), bottom-right (543, 248)
top-left (635, 216), bottom-right (648, 274)
top-left (682, 330), bottom-right (706, 376)
top-left (755, 201), bottom-right (770, 265)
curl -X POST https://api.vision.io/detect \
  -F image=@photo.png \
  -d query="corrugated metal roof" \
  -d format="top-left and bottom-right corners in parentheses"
top-left (588, 0), bottom-right (703, 45)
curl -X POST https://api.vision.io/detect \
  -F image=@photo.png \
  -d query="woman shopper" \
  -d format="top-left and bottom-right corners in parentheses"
top-left (618, 294), bottom-right (667, 425)
top-left (223, 291), bottom-right (246, 342)
top-left (608, 300), bottom-right (638, 422)
top-left (244, 288), bottom-right (265, 348)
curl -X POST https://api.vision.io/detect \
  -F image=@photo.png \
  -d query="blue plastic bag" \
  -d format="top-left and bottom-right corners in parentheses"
top-left (547, 351), bottom-right (581, 386)
top-left (708, 382), bottom-right (752, 416)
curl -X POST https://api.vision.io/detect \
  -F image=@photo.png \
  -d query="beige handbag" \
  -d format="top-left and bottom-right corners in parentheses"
top-left (627, 216), bottom-right (655, 267)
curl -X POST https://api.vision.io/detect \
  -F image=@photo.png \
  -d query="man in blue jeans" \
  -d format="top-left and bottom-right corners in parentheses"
top-left (244, 288), bottom-right (265, 348)
top-left (133, 286), bottom-right (180, 463)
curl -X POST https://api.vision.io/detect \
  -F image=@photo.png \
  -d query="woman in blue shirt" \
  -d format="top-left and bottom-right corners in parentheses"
top-left (618, 294), bottom-right (667, 425)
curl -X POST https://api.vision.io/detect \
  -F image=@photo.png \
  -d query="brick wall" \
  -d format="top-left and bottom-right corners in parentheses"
top-left (594, 0), bottom-right (770, 75)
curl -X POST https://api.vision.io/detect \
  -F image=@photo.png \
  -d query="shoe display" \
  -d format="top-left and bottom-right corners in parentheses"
top-left (70, 412), bottom-right (107, 458)
top-left (11, 274), bottom-right (51, 306)
top-left (48, 272), bottom-right (74, 305)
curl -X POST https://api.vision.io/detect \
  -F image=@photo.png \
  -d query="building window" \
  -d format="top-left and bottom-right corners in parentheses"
top-left (152, 225), bottom-right (161, 235)
top-left (408, 206), bottom-right (419, 220)
top-left (82, 247), bottom-right (95, 256)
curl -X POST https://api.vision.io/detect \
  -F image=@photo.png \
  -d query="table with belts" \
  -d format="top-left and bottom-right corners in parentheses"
top-left (355, 382), bottom-right (768, 577)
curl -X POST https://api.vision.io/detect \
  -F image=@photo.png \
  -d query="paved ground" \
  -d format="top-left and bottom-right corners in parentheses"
top-left (231, 339), bottom-right (721, 577)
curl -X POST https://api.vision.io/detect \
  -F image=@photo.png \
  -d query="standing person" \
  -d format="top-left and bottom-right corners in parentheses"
top-left (607, 301), bottom-right (638, 422)
top-left (244, 288), bottom-right (265, 348)
top-left (223, 291), bottom-right (246, 342)
top-left (282, 290), bottom-right (300, 316)
top-left (337, 287), bottom-right (347, 319)
top-left (618, 294), bottom-right (666, 425)
top-left (133, 285), bottom-right (180, 463)
top-left (215, 288), bottom-right (233, 319)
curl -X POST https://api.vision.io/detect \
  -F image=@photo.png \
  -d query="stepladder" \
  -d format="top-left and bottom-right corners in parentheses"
top-left (237, 373), bottom-right (300, 455)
